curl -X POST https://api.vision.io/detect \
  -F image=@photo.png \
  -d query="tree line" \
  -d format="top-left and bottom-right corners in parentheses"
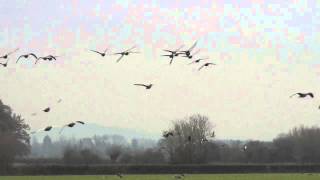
top-left (2, 99), bottom-right (320, 171)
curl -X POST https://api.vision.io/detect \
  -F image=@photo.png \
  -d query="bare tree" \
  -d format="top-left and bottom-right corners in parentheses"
top-left (159, 114), bottom-right (214, 164)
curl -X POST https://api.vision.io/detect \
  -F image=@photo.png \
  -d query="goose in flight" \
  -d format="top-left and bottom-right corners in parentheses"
top-left (30, 126), bottom-right (53, 134)
top-left (0, 60), bottom-right (10, 67)
top-left (161, 45), bottom-right (184, 65)
top-left (16, 53), bottom-right (38, 63)
top-left (290, 92), bottom-right (314, 98)
top-left (198, 62), bottom-right (216, 71)
top-left (89, 48), bottom-right (108, 57)
top-left (35, 55), bottom-right (59, 64)
top-left (59, 121), bottom-right (85, 134)
top-left (162, 45), bottom-right (184, 57)
top-left (179, 41), bottom-right (198, 57)
top-left (43, 107), bottom-right (50, 113)
top-left (188, 57), bottom-right (208, 65)
top-left (0, 48), bottom-right (19, 59)
top-left (181, 49), bottom-right (200, 59)
top-left (113, 46), bottom-right (139, 62)
top-left (133, 83), bottom-right (153, 89)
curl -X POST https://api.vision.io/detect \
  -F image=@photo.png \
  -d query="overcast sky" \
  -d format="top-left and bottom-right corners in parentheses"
top-left (1, 0), bottom-right (320, 141)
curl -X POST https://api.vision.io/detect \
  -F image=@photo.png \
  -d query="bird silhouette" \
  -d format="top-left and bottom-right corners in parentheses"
top-left (162, 45), bottom-right (184, 57)
top-left (16, 53), bottom-right (38, 63)
top-left (161, 45), bottom-right (184, 65)
top-left (0, 60), bottom-right (9, 67)
top-left (198, 62), bottom-right (216, 71)
top-left (179, 41), bottom-right (197, 57)
top-left (163, 131), bottom-right (174, 138)
top-left (44, 126), bottom-right (53, 131)
top-left (43, 107), bottom-right (50, 113)
top-left (181, 49), bottom-right (200, 59)
top-left (133, 83), bottom-right (153, 89)
top-left (30, 126), bottom-right (53, 134)
top-left (0, 48), bottom-right (19, 59)
top-left (188, 57), bottom-right (209, 65)
top-left (59, 121), bottom-right (85, 134)
top-left (35, 55), bottom-right (59, 64)
top-left (89, 48), bottom-right (108, 57)
top-left (113, 46), bottom-right (139, 62)
top-left (290, 92), bottom-right (314, 98)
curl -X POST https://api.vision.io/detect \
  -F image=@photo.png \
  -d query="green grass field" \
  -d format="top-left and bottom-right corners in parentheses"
top-left (1, 174), bottom-right (320, 180)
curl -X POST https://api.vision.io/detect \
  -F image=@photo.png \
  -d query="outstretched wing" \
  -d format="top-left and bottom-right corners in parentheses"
top-left (116, 55), bottom-right (124, 62)
top-left (188, 41), bottom-right (198, 51)
top-left (76, 121), bottom-right (85, 124)
top-left (29, 53), bottom-right (38, 59)
top-left (163, 49), bottom-right (174, 53)
top-left (16, 55), bottom-right (25, 63)
top-left (90, 49), bottom-right (103, 55)
top-left (191, 49), bottom-right (200, 56)
top-left (4, 48), bottom-right (19, 57)
top-left (289, 93), bottom-right (298, 98)
top-left (124, 46), bottom-right (136, 52)
top-left (175, 45), bottom-right (185, 52)
top-left (169, 57), bottom-right (174, 65)
top-left (134, 84), bottom-right (147, 87)
top-left (198, 64), bottom-right (205, 71)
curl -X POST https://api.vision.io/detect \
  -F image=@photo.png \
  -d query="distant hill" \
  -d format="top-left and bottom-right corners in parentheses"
top-left (31, 123), bottom-right (161, 142)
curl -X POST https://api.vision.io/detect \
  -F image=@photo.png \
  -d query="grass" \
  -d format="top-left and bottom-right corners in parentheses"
top-left (1, 174), bottom-right (320, 180)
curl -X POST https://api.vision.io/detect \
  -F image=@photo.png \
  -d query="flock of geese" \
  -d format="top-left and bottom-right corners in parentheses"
top-left (0, 41), bottom-right (216, 135)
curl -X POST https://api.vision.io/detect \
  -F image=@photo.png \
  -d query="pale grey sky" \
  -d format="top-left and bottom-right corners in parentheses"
top-left (1, 0), bottom-right (320, 141)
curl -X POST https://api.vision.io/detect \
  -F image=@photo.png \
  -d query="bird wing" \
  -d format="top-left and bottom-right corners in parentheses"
top-left (76, 121), bottom-right (85, 124)
top-left (161, 55), bottom-right (171, 57)
top-left (124, 46), bottom-right (136, 52)
top-left (29, 53), bottom-right (38, 59)
top-left (134, 84), bottom-right (147, 87)
top-left (163, 50), bottom-right (174, 53)
top-left (188, 41), bottom-right (198, 51)
top-left (90, 49), bottom-right (103, 55)
top-left (198, 64), bottom-right (205, 71)
top-left (16, 55), bottom-right (25, 63)
top-left (116, 55), bottom-right (124, 62)
top-left (191, 49), bottom-right (200, 56)
top-left (289, 93), bottom-right (298, 98)
top-left (188, 61), bottom-right (197, 65)
top-left (128, 51), bottom-right (140, 54)
top-left (6, 48), bottom-right (19, 56)
top-left (175, 45), bottom-right (185, 52)
top-left (103, 48), bottom-right (108, 53)
top-left (169, 57), bottom-right (174, 65)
